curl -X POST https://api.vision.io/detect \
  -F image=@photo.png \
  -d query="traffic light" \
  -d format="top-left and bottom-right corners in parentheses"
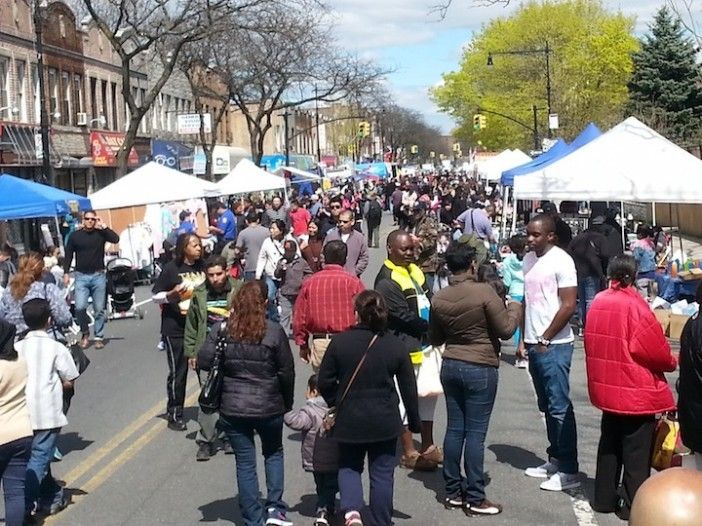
top-left (479, 115), bottom-right (487, 129)
top-left (410, 145), bottom-right (418, 154)
top-left (358, 121), bottom-right (370, 138)
top-left (429, 151), bottom-right (435, 158)
top-left (347, 144), bottom-right (355, 155)
top-left (473, 114), bottom-right (487, 131)
top-left (452, 142), bottom-right (461, 152)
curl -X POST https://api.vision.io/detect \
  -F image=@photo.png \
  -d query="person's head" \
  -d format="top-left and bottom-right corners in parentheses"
top-left (478, 263), bottom-right (506, 298)
top-left (0, 242), bottom-right (14, 262)
top-left (329, 196), bottom-right (343, 218)
top-left (306, 374), bottom-right (319, 399)
top-left (507, 235), bottom-right (527, 261)
top-left (526, 213), bottom-right (556, 256)
top-left (10, 252), bottom-right (44, 300)
top-left (541, 202), bottom-right (559, 218)
top-left (322, 240), bottom-right (347, 267)
top-left (283, 239), bottom-right (298, 261)
top-left (174, 233), bottom-right (202, 265)
top-left (22, 298), bottom-right (51, 331)
top-left (228, 280), bottom-right (268, 344)
top-left (629, 468), bottom-right (702, 526)
top-left (245, 210), bottom-right (260, 225)
top-left (233, 202), bottom-right (244, 214)
top-left (607, 254), bottom-right (637, 288)
top-left (82, 209), bottom-right (99, 231)
top-left (215, 202), bottom-right (227, 216)
top-left (444, 242), bottom-right (477, 274)
top-left (45, 245), bottom-right (59, 259)
top-left (386, 230), bottom-right (415, 268)
top-left (271, 196), bottom-right (283, 210)
top-left (289, 199), bottom-right (299, 211)
top-left (179, 210), bottom-right (192, 223)
top-left (637, 224), bottom-right (653, 240)
top-left (411, 202), bottom-right (427, 223)
top-left (269, 219), bottom-right (287, 240)
top-left (205, 255), bottom-right (228, 291)
top-left (337, 209), bottom-right (355, 234)
top-left (0, 318), bottom-right (17, 362)
top-left (354, 290), bottom-right (388, 332)
top-left (307, 219), bottom-right (321, 240)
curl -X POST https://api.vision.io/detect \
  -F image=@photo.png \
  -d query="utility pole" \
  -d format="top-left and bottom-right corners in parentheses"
top-left (283, 108), bottom-right (290, 167)
top-left (532, 105), bottom-right (539, 151)
top-left (545, 41), bottom-right (553, 138)
top-left (314, 84), bottom-right (321, 163)
top-left (33, 1), bottom-right (53, 186)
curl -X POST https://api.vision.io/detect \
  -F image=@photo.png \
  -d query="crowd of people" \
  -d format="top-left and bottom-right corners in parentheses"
top-left (0, 171), bottom-right (701, 526)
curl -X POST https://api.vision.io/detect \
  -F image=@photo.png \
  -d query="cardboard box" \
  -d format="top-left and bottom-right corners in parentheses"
top-left (654, 310), bottom-right (671, 335)
top-left (669, 313), bottom-right (690, 340)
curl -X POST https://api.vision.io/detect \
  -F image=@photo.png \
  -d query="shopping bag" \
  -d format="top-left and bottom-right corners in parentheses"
top-left (651, 413), bottom-right (680, 471)
top-left (416, 345), bottom-right (444, 397)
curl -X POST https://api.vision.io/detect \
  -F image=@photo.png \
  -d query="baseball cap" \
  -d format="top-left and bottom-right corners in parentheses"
top-left (179, 210), bottom-right (192, 221)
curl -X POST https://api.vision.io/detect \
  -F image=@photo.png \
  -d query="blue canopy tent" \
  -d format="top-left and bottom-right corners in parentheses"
top-left (0, 174), bottom-right (92, 220)
top-left (500, 139), bottom-right (569, 186)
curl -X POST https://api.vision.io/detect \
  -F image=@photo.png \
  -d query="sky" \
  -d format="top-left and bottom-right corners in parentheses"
top-left (326, 0), bottom-right (680, 133)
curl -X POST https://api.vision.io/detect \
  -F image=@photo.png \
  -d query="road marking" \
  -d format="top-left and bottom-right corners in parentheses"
top-left (523, 366), bottom-right (599, 526)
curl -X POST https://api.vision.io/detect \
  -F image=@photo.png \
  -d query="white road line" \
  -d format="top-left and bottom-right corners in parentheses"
top-left (523, 364), bottom-right (599, 526)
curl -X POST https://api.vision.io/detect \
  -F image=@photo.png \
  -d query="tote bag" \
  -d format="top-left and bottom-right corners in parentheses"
top-left (416, 345), bottom-right (444, 397)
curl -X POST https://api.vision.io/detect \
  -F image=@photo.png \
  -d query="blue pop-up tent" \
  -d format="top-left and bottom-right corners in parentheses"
top-left (500, 139), bottom-right (569, 186)
top-left (568, 122), bottom-right (601, 150)
top-left (0, 174), bottom-right (92, 220)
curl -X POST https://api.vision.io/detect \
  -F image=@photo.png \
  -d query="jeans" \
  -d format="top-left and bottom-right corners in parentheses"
top-left (338, 439), bottom-right (397, 526)
top-left (25, 428), bottom-right (63, 514)
top-left (243, 271), bottom-right (256, 282)
top-left (278, 294), bottom-right (296, 338)
top-left (440, 359), bottom-right (498, 504)
top-left (0, 436), bottom-right (32, 526)
top-left (264, 276), bottom-right (280, 322)
top-left (577, 276), bottom-right (602, 329)
top-left (218, 414), bottom-right (286, 526)
top-left (313, 471), bottom-right (339, 513)
top-left (527, 342), bottom-right (579, 474)
top-left (164, 336), bottom-right (188, 421)
top-left (366, 221), bottom-right (380, 247)
top-left (74, 271), bottom-right (107, 339)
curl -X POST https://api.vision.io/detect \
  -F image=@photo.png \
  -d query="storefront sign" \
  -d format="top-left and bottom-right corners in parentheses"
top-left (90, 131), bottom-right (139, 167)
top-left (177, 113), bottom-right (212, 135)
top-left (151, 139), bottom-right (193, 170)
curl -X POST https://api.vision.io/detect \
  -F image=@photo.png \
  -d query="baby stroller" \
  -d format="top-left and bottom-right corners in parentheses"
top-left (106, 257), bottom-right (144, 320)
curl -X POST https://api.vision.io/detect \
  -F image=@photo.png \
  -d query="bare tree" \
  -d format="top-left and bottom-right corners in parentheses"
top-left (80, 0), bottom-right (267, 175)
top-left (429, 0), bottom-right (511, 20)
top-left (668, 0), bottom-right (702, 48)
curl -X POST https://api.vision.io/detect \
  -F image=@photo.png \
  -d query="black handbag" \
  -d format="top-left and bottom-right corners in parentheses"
top-left (198, 325), bottom-right (228, 415)
top-left (69, 342), bottom-right (91, 375)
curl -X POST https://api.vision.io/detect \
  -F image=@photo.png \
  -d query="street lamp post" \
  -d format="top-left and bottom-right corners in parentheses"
top-left (283, 108), bottom-right (290, 166)
top-left (33, 0), bottom-right (53, 185)
top-left (487, 41), bottom-right (554, 138)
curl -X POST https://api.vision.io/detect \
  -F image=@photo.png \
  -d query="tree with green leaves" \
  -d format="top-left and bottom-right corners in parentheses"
top-left (628, 6), bottom-right (702, 143)
top-left (431, 0), bottom-right (637, 151)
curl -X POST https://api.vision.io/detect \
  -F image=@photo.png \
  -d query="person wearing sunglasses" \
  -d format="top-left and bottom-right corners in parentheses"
top-left (62, 210), bottom-right (119, 349)
top-left (323, 209), bottom-right (369, 277)
top-left (318, 196), bottom-right (343, 237)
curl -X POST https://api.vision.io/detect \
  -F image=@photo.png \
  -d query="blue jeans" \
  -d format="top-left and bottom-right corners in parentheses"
top-left (74, 271), bottom-right (107, 339)
top-left (338, 439), bottom-right (397, 526)
top-left (440, 359), bottom-right (498, 504)
top-left (0, 436), bottom-right (32, 526)
top-left (264, 276), bottom-right (280, 322)
top-left (218, 415), bottom-right (286, 526)
top-left (25, 429), bottom-right (63, 514)
top-left (577, 276), bottom-right (602, 329)
top-left (527, 342), bottom-right (579, 474)
top-left (243, 271), bottom-right (256, 282)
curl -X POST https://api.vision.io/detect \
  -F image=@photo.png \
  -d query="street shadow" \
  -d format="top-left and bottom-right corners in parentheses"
top-left (57, 432), bottom-right (93, 455)
top-left (198, 496), bottom-right (241, 523)
top-left (288, 493), bottom-right (318, 517)
top-left (488, 443), bottom-right (545, 471)
top-left (500, 353), bottom-right (517, 366)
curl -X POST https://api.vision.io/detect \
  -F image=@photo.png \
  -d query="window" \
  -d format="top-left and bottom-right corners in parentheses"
top-left (47, 68), bottom-right (58, 120)
top-left (139, 88), bottom-right (147, 133)
top-left (0, 57), bottom-right (9, 119)
top-left (15, 60), bottom-right (26, 122)
top-left (73, 74), bottom-right (83, 123)
top-left (31, 64), bottom-right (39, 123)
top-left (110, 82), bottom-right (118, 130)
top-left (61, 71), bottom-right (71, 125)
top-left (89, 77), bottom-right (98, 122)
top-left (101, 80), bottom-right (108, 126)
top-left (165, 95), bottom-right (172, 131)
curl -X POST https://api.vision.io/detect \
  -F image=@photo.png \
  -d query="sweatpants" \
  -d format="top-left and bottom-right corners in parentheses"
top-left (163, 336), bottom-right (188, 421)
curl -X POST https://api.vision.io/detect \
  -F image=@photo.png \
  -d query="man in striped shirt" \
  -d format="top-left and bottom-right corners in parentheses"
top-left (293, 240), bottom-right (365, 371)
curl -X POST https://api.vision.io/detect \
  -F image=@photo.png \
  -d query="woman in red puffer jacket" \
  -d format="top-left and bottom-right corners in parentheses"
top-left (584, 255), bottom-right (677, 521)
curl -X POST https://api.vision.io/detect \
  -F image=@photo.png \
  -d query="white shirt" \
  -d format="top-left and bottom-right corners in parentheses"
top-left (523, 246), bottom-right (577, 344)
top-left (15, 331), bottom-right (79, 430)
top-left (255, 235), bottom-right (298, 279)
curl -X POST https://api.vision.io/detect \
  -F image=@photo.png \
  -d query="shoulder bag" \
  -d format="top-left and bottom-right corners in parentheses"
top-left (321, 334), bottom-right (378, 432)
top-left (198, 324), bottom-right (228, 415)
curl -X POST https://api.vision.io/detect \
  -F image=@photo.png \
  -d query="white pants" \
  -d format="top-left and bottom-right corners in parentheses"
top-left (396, 364), bottom-right (439, 425)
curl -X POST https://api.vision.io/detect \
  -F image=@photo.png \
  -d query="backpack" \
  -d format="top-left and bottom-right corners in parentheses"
top-left (367, 200), bottom-right (383, 224)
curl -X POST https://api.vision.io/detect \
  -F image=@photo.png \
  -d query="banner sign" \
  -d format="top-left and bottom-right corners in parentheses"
top-left (151, 139), bottom-right (193, 170)
top-left (90, 131), bottom-right (138, 167)
top-left (177, 113), bottom-right (212, 135)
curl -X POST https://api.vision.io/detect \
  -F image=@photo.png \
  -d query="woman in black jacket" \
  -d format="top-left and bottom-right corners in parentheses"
top-left (679, 283), bottom-right (702, 471)
top-left (198, 280), bottom-right (295, 526)
top-left (318, 290), bottom-right (420, 526)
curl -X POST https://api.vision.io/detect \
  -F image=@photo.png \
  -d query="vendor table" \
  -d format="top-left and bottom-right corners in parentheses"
top-left (654, 273), bottom-right (700, 303)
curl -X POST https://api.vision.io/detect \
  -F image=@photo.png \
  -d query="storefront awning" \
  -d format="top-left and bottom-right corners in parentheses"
top-left (0, 123), bottom-right (60, 166)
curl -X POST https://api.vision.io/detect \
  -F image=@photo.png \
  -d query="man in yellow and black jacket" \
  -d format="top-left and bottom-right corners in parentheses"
top-left (374, 229), bottom-right (440, 471)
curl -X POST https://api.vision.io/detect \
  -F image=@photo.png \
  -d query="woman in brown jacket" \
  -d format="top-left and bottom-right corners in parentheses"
top-left (429, 241), bottom-right (521, 517)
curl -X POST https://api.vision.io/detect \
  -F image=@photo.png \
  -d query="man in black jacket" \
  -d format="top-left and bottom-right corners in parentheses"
top-left (63, 210), bottom-right (120, 349)
top-left (374, 230), bottom-right (440, 471)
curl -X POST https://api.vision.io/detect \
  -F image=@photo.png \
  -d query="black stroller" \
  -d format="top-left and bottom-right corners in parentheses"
top-left (106, 257), bottom-right (144, 320)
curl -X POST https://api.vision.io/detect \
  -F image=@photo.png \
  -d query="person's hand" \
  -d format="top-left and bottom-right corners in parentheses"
top-left (63, 274), bottom-right (70, 287)
top-left (96, 217), bottom-right (106, 229)
top-left (516, 342), bottom-right (527, 360)
top-left (167, 283), bottom-right (186, 301)
top-left (188, 358), bottom-right (198, 370)
top-left (299, 345), bottom-right (311, 363)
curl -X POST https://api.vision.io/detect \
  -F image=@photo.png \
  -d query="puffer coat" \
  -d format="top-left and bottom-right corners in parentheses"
top-left (584, 283), bottom-right (676, 415)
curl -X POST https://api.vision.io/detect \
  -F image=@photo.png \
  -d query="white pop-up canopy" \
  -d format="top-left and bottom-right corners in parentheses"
top-left (216, 159), bottom-right (287, 196)
top-left (273, 165), bottom-right (321, 180)
top-left (89, 162), bottom-right (220, 209)
top-left (514, 117), bottom-right (702, 203)
top-left (479, 149), bottom-right (532, 182)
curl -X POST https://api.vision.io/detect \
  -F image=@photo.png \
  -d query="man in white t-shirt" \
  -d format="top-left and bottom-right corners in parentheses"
top-left (519, 214), bottom-right (580, 492)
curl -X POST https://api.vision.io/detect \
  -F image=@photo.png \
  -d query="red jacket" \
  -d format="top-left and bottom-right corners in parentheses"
top-left (584, 283), bottom-right (677, 415)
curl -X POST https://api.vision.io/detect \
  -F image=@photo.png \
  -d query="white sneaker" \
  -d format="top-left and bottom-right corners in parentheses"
top-left (515, 358), bottom-right (529, 369)
top-left (525, 458), bottom-right (559, 478)
top-left (540, 472), bottom-right (581, 491)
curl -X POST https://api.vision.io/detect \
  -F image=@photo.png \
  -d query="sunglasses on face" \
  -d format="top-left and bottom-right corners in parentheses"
top-left (84, 217), bottom-right (97, 222)
top-left (330, 204), bottom-right (342, 209)
top-left (339, 219), bottom-right (352, 224)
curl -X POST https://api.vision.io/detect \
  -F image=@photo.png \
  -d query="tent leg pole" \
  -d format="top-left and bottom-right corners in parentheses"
top-left (55, 216), bottom-right (64, 256)
top-left (677, 204), bottom-right (684, 262)
top-left (652, 203), bottom-right (657, 227)
top-left (501, 186), bottom-right (509, 241)
top-left (512, 196), bottom-right (518, 233)
top-left (620, 201), bottom-right (626, 252)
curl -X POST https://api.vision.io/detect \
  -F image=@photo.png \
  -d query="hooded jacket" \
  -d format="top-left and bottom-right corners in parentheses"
top-left (500, 253), bottom-right (524, 298)
top-left (283, 396), bottom-right (330, 472)
top-left (679, 314), bottom-right (702, 452)
top-left (584, 284), bottom-right (676, 415)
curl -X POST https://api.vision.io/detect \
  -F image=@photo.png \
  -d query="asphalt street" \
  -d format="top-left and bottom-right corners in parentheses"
top-left (2, 213), bottom-right (673, 526)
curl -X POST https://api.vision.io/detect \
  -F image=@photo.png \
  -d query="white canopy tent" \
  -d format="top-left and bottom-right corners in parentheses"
top-left (478, 149), bottom-right (532, 182)
top-left (216, 159), bottom-right (287, 196)
top-left (89, 162), bottom-right (220, 209)
top-left (513, 117), bottom-right (702, 203)
top-left (273, 165), bottom-right (321, 180)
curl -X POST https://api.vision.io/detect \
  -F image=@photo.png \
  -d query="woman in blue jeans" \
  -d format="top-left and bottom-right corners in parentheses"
top-left (429, 242), bottom-right (521, 516)
top-left (198, 280), bottom-right (295, 526)
top-left (0, 318), bottom-right (34, 526)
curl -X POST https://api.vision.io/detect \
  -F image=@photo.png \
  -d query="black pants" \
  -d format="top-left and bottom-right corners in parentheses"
top-left (313, 471), bottom-right (339, 513)
top-left (164, 336), bottom-right (188, 420)
top-left (593, 412), bottom-right (655, 519)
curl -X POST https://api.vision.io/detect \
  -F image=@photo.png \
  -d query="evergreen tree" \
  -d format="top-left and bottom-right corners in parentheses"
top-left (628, 6), bottom-right (702, 143)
